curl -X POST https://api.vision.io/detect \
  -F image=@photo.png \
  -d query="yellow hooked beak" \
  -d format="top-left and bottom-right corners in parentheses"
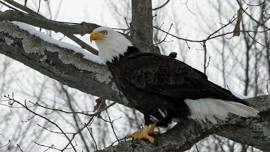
top-left (90, 32), bottom-right (105, 42)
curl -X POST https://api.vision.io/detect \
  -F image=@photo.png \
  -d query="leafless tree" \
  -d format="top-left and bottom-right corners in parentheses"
top-left (0, 0), bottom-right (270, 152)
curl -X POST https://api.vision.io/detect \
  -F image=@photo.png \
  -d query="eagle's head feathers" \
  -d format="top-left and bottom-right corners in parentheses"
top-left (90, 27), bottom-right (133, 63)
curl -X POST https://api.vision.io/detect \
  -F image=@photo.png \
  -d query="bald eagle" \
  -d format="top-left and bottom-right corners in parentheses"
top-left (90, 27), bottom-right (259, 143)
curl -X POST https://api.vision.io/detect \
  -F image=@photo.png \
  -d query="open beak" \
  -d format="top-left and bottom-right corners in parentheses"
top-left (90, 32), bottom-right (104, 43)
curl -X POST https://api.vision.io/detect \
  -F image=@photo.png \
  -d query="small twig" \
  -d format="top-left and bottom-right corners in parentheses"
top-left (29, 99), bottom-right (115, 117)
top-left (17, 144), bottom-right (24, 152)
top-left (0, 10), bottom-right (99, 55)
top-left (109, 137), bottom-right (127, 147)
top-left (154, 23), bottom-right (173, 45)
top-left (66, 33), bottom-right (98, 55)
top-left (153, 0), bottom-right (170, 11)
top-left (202, 41), bottom-right (208, 74)
top-left (34, 141), bottom-right (68, 152)
top-left (105, 110), bottom-right (120, 142)
top-left (59, 84), bottom-right (90, 152)
top-left (236, 0), bottom-right (270, 30)
top-left (37, 0), bottom-right (41, 14)
top-left (42, 145), bottom-right (54, 152)
top-left (62, 116), bottom-right (95, 151)
top-left (0, 140), bottom-right (10, 149)
top-left (0, 1), bottom-right (22, 12)
top-left (4, 0), bottom-right (44, 17)
top-left (154, 12), bottom-right (241, 45)
top-left (24, 0), bottom-right (27, 6)
top-left (4, 95), bottom-right (78, 152)
top-left (233, 8), bottom-right (242, 37)
top-left (86, 127), bottom-right (98, 151)
top-left (36, 123), bottom-right (74, 135)
top-left (195, 143), bottom-right (200, 152)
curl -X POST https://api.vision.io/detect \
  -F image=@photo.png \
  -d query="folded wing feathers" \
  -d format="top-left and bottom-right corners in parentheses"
top-left (185, 98), bottom-right (259, 124)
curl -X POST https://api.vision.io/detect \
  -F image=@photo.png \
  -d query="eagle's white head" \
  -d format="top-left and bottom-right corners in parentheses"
top-left (90, 27), bottom-right (133, 63)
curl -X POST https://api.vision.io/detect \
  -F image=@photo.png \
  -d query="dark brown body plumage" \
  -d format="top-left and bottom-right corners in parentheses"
top-left (107, 47), bottom-right (246, 127)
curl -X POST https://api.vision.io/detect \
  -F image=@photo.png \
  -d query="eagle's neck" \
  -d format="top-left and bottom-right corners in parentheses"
top-left (96, 34), bottom-right (134, 63)
top-left (107, 46), bottom-right (140, 64)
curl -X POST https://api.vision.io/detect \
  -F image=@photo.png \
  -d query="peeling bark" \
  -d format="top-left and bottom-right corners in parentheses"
top-left (0, 21), bottom-right (129, 106)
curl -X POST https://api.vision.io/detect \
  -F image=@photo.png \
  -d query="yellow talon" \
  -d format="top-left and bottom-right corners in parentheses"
top-left (127, 123), bottom-right (156, 143)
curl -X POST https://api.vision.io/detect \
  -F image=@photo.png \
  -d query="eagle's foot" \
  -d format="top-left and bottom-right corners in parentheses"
top-left (127, 123), bottom-right (156, 143)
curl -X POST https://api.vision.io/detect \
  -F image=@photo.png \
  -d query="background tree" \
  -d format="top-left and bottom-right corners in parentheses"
top-left (0, 0), bottom-right (270, 151)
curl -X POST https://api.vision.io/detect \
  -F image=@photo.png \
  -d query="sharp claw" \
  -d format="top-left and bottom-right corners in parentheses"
top-left (127, 123), bottom-right (156, 143)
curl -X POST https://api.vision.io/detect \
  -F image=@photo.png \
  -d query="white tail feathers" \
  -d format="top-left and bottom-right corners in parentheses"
top-left (184, 98), bottom-right (259, 124)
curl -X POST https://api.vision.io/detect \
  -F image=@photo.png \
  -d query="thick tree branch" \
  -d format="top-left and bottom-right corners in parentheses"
top-left (0, 21), bottom-right (129, 106)
top-left (0, 10), bottom-right (99, 35)
top-left (0, 21), bottom-right (270, 151)
top-left (0, 10), bottom-right (99, 55)
top-left (97, 96), bottom-right (270, 152)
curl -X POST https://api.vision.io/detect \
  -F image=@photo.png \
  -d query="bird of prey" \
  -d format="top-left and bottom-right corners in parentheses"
top-left (90, 26), bottom-right (259, 143)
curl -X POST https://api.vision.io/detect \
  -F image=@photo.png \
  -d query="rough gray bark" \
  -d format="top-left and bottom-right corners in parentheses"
top-left (131, 0), bottom-right (152, 51)
top-left (0, 21), bottom-right (129, 106)
top-left (131, 0), bottom-right (159, 54)
top-left (0, 10), bottom-right (99, 35)
top-left (97, 96), bottom-right (270, 152)
top-left (0, 10), bottom-right (99, 54)
top-left (0, 21), bottom-right (270, 152)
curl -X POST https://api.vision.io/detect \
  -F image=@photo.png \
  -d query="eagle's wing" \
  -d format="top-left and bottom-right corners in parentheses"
top-left (121, 53), bottom-right (241, 102)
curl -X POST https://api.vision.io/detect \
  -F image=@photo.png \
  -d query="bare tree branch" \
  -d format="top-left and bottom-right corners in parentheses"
top-left (0, 10), bottom-right (99, 54)
top-left (97, 96), bottom-right (270, 152)
top-left (0, 10), bottom-right (99, 35)
top-left (153, 0), bottom-right (170, 11)
top-left (0, 19), bottom-right (270, 152)
top-left (0, 21), bottom-right (128, 105)
top-left (98, 105), bottom-right (269, 152)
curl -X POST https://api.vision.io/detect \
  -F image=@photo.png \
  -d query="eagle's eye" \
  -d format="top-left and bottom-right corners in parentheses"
top-left (100, 30), bottom-right (108, 35)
